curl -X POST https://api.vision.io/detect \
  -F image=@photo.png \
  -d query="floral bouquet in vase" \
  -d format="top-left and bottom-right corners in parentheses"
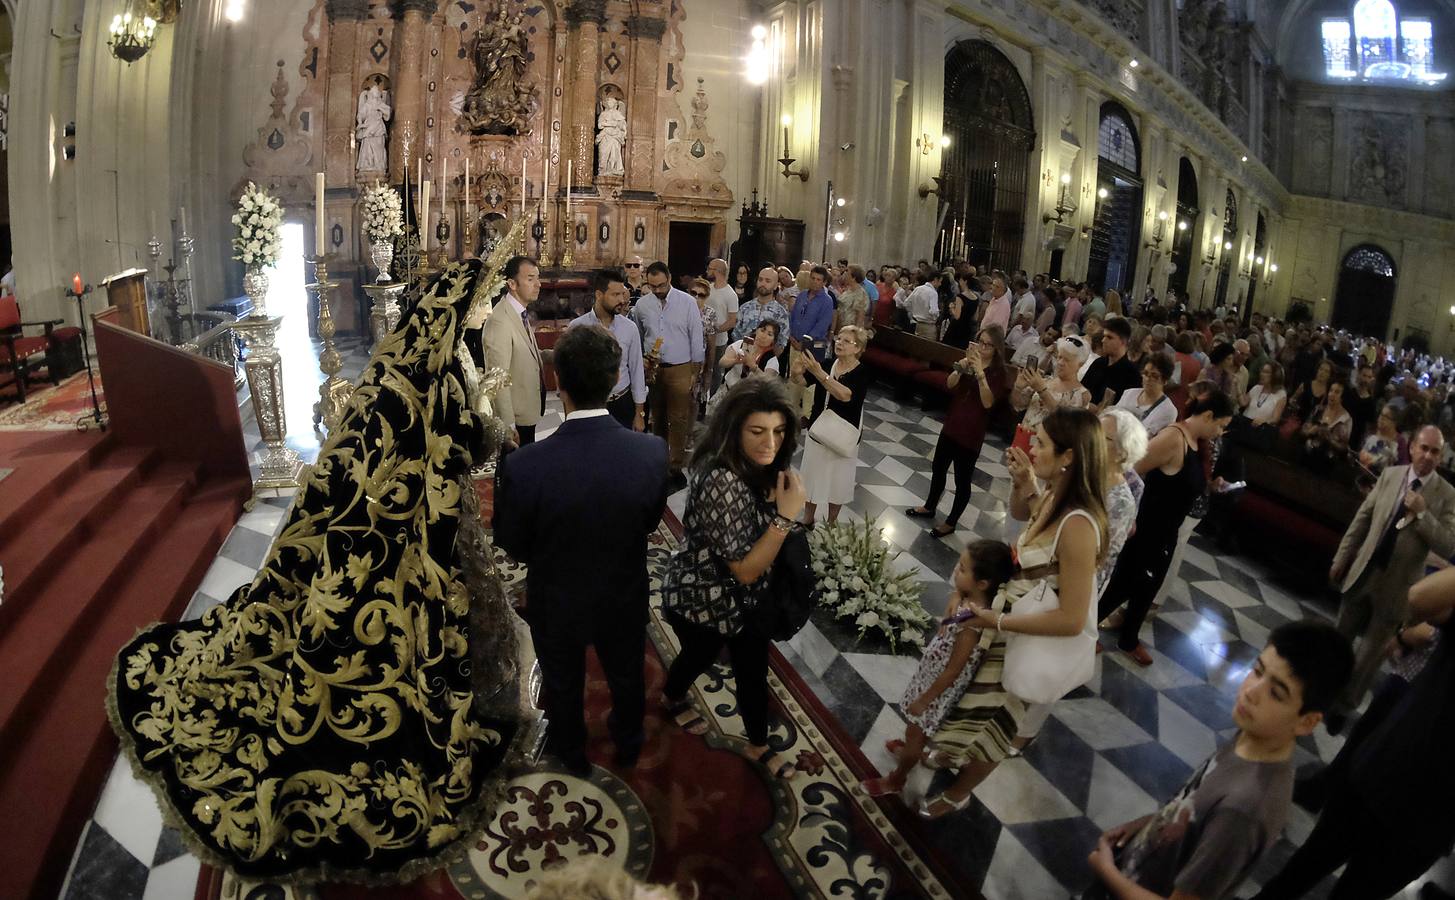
top-left (809, 517), bottom-right (933, 652)
top-left (232, 181), bottom-right (284, 316)
top-left (361, 181), bottom-right (404, 283)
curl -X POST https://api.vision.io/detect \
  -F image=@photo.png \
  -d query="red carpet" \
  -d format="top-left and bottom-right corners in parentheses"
top-left (196, 500), bottom-right (965, 898)
top-left (0, 430), bottom-right (248, 900)
top-left (0, 371), bottom-right (106, 431)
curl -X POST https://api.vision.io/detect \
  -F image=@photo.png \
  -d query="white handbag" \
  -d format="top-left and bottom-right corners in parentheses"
top-left (1001, 513), bottom-right (1099, 705)
top-left (808, 408), bottom-right (860, 457)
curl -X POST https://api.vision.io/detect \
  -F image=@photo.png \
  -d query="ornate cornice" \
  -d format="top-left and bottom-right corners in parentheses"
top-left (396, 0), bottom-right (439, 17)
top-left (325, 0), bottom-right (369, 21)
top-left (625, 15), bottom-right (668, 40)
top-left (564, 0), bottom-right (608, 26)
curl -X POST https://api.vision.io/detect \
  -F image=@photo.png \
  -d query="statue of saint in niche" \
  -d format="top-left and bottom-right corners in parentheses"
top-left (462, 3), bottom-right (539, 135)
top-left (595, 97), bottom-right (627, 178)
top-left (355, 84), bottom-right (391, 173)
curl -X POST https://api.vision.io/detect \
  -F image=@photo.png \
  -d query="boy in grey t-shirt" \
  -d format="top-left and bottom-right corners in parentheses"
top-left (1085, 621), bottom-right (1353, 900)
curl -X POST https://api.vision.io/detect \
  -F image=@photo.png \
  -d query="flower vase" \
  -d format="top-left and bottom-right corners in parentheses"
top-left (243, 267), bottom-right (270, 318)
top-left (370, 238), bottom-right (395, 284)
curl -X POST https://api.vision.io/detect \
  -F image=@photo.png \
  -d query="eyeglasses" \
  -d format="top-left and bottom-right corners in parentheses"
top-left (692, 292), bottom-right (708, 299)
top-left (625, 263), bottom-right (641, 269)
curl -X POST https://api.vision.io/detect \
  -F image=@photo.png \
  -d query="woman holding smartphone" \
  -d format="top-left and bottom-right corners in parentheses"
top-left (907, 325), bottom-right (1010, 538)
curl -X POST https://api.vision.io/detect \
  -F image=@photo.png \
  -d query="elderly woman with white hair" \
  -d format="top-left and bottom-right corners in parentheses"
top-left (1000, 403), bottom-right (1150, 755)
top-left (1009, 335), bottom-right (1092, 454)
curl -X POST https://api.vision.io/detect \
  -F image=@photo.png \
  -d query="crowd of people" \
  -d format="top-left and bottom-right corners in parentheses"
top-left (485, 251), bottom-right (1455, 899)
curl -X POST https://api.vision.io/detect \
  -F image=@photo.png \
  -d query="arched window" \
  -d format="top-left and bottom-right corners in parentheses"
top-left (1098, 112), bottom-right (1140, 172)
top-left (1087, 102), bottom-right (1143, 295)
top-left (1322, 1), bottom-right (1446, 83)
top-left (1345, 245), bottom-right (1396, 276)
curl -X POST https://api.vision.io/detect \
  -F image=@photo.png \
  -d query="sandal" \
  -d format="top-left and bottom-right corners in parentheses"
top-left (884, 738), bottom-right (905, 756)
top-left (924, 749), bottom-right (958, 770)
top-left (861, 775), bottom-right (904, 797)
top-left (750, 746), bottom-right (797, 779)
top-left (667, 700), bottom-right (709, 736)
top-left (918, 790), bottom-right (972, 819)
top-left (905, 506), bottom-right (934, 519)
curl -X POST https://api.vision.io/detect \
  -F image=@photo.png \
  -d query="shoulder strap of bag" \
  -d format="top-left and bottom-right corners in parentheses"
top-left (1051, 508), bottom-right (1101, 557)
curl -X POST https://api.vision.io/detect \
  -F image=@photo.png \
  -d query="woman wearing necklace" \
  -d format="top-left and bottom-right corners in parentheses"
top-left (1113, 353), bottom-right (1177, 436)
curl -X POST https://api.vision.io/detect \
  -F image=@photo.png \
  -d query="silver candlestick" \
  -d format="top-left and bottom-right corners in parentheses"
top-left (231, 314), bottom-right (305, 505)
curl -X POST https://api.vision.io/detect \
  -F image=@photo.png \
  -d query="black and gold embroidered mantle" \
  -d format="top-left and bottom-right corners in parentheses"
top-left (107, 260), bottom-right (524, 883)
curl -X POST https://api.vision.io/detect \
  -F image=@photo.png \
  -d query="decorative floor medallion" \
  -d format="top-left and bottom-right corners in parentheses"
top-left (448, 763), bottom-right (653, 899)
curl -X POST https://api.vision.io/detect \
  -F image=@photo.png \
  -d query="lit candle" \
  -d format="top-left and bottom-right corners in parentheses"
top-left (420, 180), bottom-right (431, 252)
top-left (464, 157), bottom-right (471, 206)
top-left (72, 272), bottom-right (83, 295)
top-left (520, 155), bottom-right (527, 219)
top-left (149, 210), bottom-right (156, 238)
top-left (314, 173), bottom-right (326, 251)
top-left (179, 206), bottom-right (188, 236)
top-left (441, 157), bottom-right (448, 200)
top-left (566, 158), bottom-right (572, 220)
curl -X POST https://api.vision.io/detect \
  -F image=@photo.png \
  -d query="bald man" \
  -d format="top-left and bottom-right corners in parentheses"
top-left (1328, 424), bottom-right (1455, 731)
top-left (733, 266), bottom-right (790, 354)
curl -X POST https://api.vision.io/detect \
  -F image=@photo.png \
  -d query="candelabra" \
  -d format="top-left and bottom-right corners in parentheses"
top-left (306, 255), bottom-right (355, 434)
top-left (231, 313), bottom-right (305, 505)
top-left (463, 206), bottom-right (477, 260)
top-left (532, 208), bottom-right (549, 262)
top-left (177, 226), bottom-right (197, 317)
top-left (560, 216), bottom-right (575, 268)
top-left (435, 211), bottom-right (451, 268)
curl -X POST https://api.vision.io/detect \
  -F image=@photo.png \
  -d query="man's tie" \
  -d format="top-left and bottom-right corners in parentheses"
top-left (1374, 476), bottom-right (1421, 568)
top-left (521, 309), bottom-right (541, 363)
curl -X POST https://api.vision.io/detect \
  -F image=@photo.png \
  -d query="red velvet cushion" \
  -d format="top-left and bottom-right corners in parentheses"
top-left (0, 335), bottom-right (49, 362)
top-left (0, 296), bottom-right (18, 331)
top-left (51, 326), bottom-right (82, 343)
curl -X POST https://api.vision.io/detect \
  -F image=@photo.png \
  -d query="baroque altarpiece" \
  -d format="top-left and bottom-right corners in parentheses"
top-left (237, 0), bottom-right (733, 331)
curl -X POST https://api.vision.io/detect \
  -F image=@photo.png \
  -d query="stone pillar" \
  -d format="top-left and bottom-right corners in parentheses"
top-left (565, 1), bottom-right (606, 187)
top-left (325, 0), bottom-right (368, 190)
top-left (625, 15), bottom-right (667, 193)
top-left (388, 0), bottom-right (438, 184)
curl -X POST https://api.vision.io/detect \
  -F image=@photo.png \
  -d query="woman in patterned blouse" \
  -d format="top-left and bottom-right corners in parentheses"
top-left (660, 377), bottom-right (807, 780)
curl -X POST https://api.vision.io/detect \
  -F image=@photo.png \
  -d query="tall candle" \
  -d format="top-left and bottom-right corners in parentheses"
top-left (441, 157), bottom-right (448, 200)
top-left (464, 157), bottom-right (471, 206)
top-left (566, 159), bottom-right (572, 220)
top-left (420, 180), bottom-right (431, 252)
top-left (149, 210), bottom-right (157, 238)
top-left (72, 272), bottom-right (83, 295)
top-left (520, 155), bottom-right (527, 218)
top-left (179, 206), bottom-right (188, 236)
top-left (314, 173), bottom-right (326, 250)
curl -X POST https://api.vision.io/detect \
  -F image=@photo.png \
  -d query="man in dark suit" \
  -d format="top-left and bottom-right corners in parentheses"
top-left (493, 322), bottom-right (669, 775)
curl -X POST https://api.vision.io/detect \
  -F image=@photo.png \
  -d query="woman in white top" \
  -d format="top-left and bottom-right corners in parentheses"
top-left (1113, 353), bottom-right (1177, 437)
top-left (718, 321), bottom-right (782, 392)
top-left (1010, 335), bottom-right (1092, 453)
top-left (1243, 361), bottom-right (1288, 427)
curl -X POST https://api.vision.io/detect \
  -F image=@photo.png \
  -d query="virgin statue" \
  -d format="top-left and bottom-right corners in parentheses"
top-left (107, 230), bottom-right (531, 882)
top-left (355, 84), bottom-right (391, 174)
top-left (462, 4), bottom-right (537, 135)
top-left (595, 97), bottom-right (627, 178)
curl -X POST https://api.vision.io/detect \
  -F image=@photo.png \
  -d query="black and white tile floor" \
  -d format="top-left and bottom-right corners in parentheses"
top-left (60, 337), bottom-right (1454, 898)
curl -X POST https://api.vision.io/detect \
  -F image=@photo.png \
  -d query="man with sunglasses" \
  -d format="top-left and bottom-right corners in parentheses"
top-left (622, 255), bottom-right (646, 305)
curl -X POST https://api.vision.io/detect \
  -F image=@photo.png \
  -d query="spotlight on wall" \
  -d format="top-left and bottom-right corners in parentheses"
top-left (1224, 241), bottom-right (1233, 250)
top-left (835, 197), bottom-right (846, 207)
top-left (1240, 155), bottom-right (1249, 162)
top-left (752, 24), bottom-right (768, 40)
top-left (1269, 263), bottom-right (1279, 272)
top-left (939, 135), bottom-right (951, 148)
top-left (833, 231), bottom-right (846, 242)
top-left (1061, 172), bottom-right (1071, 185)
top-left (224, 0), bottom-right (246, 22)
top-left (1256, 255), bottom-right (1264, 264)
top-left (1178, 220), bottom-right (1189, 231)
top-left (745, 24), bottom-right (770, 85)
top-left (1097, 186), bottom-right (1109, 199)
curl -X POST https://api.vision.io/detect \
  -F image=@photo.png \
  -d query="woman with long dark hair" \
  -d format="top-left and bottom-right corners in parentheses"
top-left (907, 324), bottom-right (1011, 538)
top-left (915, 407), bottom-right (1109, 817)
top-left (1097, 388), bottom-right (1235, 665)
top-left (731, 261), bottom-right (752, 302)
top-left (660, 377), bottom-right (806, 779)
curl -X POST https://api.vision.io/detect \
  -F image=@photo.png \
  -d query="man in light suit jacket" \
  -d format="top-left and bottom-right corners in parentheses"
top-left (1328, 424), bottom-right (1455, 728)
top-left (482, 256), bottom-right (546, 445)
top-left (493, 324), bottom-right (669, 775)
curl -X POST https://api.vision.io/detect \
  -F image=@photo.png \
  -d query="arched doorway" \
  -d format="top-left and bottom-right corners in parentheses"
top-left (1212, 188), bottom-right (1238, 310)
top-left (1332, 244), bottom-right (1398, 338)
top-left (1244, 213), bottom-right (1268, 324)
top-left (1168, 157), bottom-right (1199, 300)
top-left (1087, 102), bottom-right (1143, 295)
top-left (937, 40), bottom-right (1035, 271)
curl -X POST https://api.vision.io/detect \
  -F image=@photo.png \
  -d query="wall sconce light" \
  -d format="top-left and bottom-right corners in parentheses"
top-left (1097, 186), bottom-right (1110, 200)
top-left (1044, 172), bottom-right (1078, 224)
top-left (1178, 220), bottom-right (1189, 232)
top-left (917, 133), bottom-right (949, 155)
top-left (1269, 263), bottom-right (1278, 273)
top-left (777, 113), bottom-right (808, 181)
top-left (1144, 210), bottom-right (1169, 248)
top-left (1255, 255), bottom-right (1264, 265)
top-left (918, 175), bottom-right (944, 199)
top-left (833, 231), bottom-right (846, 242)
top-left (1224, 240), bottom-right (1233, 250)
top-left (745, 24), bottom-right (770, 86)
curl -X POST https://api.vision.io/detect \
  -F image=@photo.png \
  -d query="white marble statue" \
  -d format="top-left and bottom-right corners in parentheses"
top-left (355, 84), bottom-right (391, 174)
top-left (595, 97), bottom-right (627, 178)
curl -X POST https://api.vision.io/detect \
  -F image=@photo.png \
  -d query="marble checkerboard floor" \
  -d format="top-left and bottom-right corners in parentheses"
top-left (59, 334), bottom-right (1455, 899)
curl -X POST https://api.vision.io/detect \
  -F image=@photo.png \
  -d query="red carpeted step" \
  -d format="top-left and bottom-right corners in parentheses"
top-left (0, 473), bottom-right (247, 900)
top-left (0, 461), bottom-right (201, 752)
top-left (0, 430), bottom-right (109, 541)
top-left (0, 443), bottom-right (159, 634)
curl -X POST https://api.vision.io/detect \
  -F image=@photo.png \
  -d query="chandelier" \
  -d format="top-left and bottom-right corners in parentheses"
top-left (108, 2), bottom-right (158, 64)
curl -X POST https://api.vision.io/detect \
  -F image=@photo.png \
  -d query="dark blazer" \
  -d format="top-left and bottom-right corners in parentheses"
top-left (493, 414), bottom-right (669, 640)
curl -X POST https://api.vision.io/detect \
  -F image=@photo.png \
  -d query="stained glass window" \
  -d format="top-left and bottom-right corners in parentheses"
top-left (1098, 112), bottom-right (1139, 173)
top-left (1345, 246), bottom-right (1395, 277)
top-left (1322, 2), bottom-right (1446, 83)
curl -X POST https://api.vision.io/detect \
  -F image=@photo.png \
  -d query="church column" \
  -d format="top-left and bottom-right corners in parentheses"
top-left (388, 0), bottom-right (438, 184)
top-left (564, 1), bottom-right (606, 188)
top-left (325, 0), bottom-right (368, 191)
top-left (624, 15), bottom-right (666, 193)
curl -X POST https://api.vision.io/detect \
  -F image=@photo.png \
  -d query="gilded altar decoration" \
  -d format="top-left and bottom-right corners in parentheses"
top-left (107, 236), bottom-right (530, 882)
top-left (461, 3), bottom-right (539, 136)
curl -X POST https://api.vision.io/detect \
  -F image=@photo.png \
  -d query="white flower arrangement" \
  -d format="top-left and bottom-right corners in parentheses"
top-left (809, 517), bottom-right (933, 651)
top-left (231, 181), bottom-right (284, 269)
top-left (360, 181), bottom-right (404, 244)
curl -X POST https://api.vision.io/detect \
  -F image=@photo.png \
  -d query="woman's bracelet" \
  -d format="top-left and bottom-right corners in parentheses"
top-left (996, 612), bottom-right (1007, 632)
top-left (770, 515), bottom-right (793, 534)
